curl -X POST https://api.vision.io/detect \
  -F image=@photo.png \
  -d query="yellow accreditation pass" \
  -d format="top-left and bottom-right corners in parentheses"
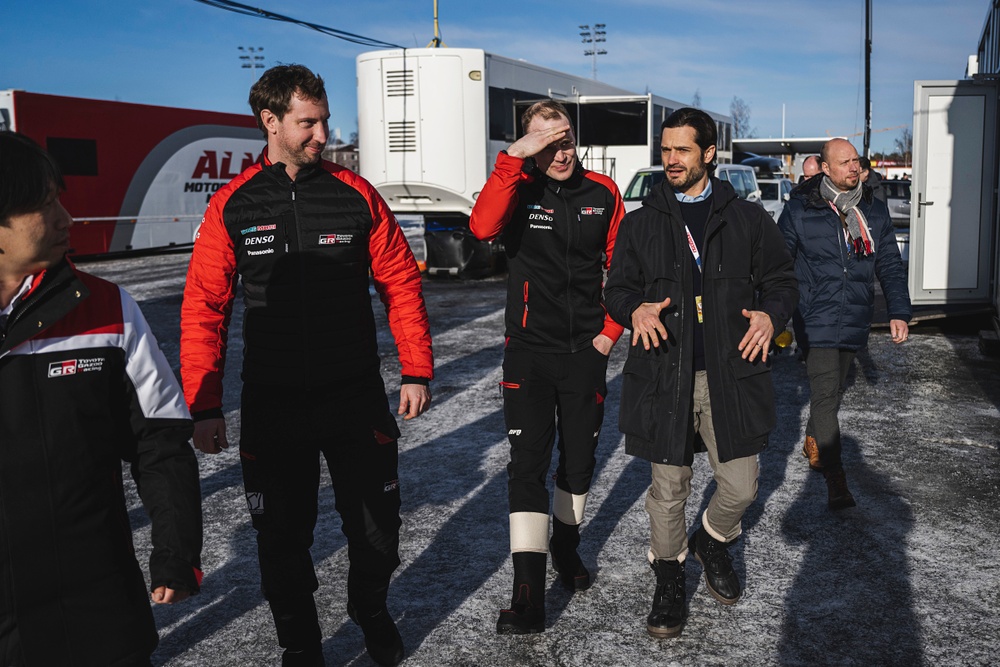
top-left (695, 295), bottom-right (703, 324)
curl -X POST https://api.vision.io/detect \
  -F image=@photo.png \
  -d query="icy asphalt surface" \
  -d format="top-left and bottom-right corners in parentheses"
top-left (83, 251), bottom-right (1000, 667)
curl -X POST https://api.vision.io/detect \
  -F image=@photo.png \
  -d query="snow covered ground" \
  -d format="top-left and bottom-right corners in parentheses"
top-left (84, 252), bottom-right (1000, 667)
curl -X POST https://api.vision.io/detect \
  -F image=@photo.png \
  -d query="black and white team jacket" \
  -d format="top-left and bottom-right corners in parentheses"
top-left (0, 259), bottom-right (202, 665)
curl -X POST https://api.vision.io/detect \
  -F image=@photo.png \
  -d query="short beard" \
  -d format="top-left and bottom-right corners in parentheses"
top-left (668, 163), bottom-right (707, 193)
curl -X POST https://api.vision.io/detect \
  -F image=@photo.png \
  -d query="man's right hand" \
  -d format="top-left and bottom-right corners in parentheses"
top-left (630, 297), bottom-right (672, 350)
top-left (507, 123), bottom-right (572, 159)
top-left (193, 418), bottom-right (228, 454)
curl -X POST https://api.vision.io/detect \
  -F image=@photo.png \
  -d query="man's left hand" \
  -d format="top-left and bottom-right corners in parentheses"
top-left (151, 586), bottom-right (190, 605)
top-left (738, 309), bottom-right (775, 362)
top-left (398, 383), bottom-right (432, 420)
top-left (890, 319), bottom-right (909, 344)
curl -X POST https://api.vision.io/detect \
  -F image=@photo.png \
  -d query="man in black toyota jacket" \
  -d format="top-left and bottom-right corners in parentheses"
top-left (0, 131), bottom-right (202, 666)
top-left (605, 108), bottom-right (797, 639)
top-left (470, 100), bottom-right (624, 634)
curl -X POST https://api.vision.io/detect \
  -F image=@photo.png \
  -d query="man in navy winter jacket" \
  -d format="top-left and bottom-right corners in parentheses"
top-left (778, 138), bottom-right (911, 510)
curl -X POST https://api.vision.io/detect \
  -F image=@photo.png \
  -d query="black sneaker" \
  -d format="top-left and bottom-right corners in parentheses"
top-left (496, 583), bottom-right (545, 634)
top-left (689, 527), bottom-right (741, 605)
top-left (347, 602), bottom-right (404, 666)
top-left (646, 559), bottom-right (687, 639)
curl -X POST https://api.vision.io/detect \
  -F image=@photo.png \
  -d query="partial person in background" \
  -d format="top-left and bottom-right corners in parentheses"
top-left (180, 65), bottom-right (432, 667)
top-left (778, 138), bottom-right (910, 511)
top-left (470, 99), bottom-right (624, 635)
top-left (799, 154), bottom-right (822, 183)
top-left (0, 131), bottom-right (202, 667)
top-left (859, 156), bottom-right (887, 204)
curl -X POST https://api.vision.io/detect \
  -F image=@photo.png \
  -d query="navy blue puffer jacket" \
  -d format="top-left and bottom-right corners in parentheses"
top-left (778, 176), bottom-right (911, 351)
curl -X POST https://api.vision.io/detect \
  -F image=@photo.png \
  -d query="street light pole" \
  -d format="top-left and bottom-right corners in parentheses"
top-left (579, 24), bottom-right (607, 80)
top-left (238, 46), bottom-right (266, 85)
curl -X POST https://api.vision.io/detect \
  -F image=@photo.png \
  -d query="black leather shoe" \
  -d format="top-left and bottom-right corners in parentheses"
top-left (689, 527), bottom-right (741, 605)
top-left (824, 466), bottom-right (857, 511)
top-left (496, 583), bottom-right (545, 634)
top-left (646, 559), bottom-right (687, 639)
top-left (347, 602), bottom-right (404, 666)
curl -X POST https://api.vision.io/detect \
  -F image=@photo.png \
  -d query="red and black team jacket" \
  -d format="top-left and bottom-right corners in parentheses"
top-left (180, 150), bottom-right (433, 419)
top-left (470, 151), bottom-right (625, 353)
top-left (0, 259), bottom-right (203, 665)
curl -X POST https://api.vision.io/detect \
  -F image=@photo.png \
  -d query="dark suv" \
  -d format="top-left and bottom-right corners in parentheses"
top-left (883, 179), bottom-right (911, 228)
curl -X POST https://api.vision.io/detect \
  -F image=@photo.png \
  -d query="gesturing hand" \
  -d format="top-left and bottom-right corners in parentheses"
top-left (630, 298), bottom-right (672, 350)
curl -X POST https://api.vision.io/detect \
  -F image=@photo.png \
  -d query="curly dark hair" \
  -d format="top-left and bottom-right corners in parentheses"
top-left (248, 64), bottom-right (326, 135)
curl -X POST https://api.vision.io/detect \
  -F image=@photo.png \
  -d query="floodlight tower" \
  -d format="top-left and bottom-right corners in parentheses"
top-left (579, 24), bottom-right (607, 80)
top-left (238, 46), bottom-right (266, 84)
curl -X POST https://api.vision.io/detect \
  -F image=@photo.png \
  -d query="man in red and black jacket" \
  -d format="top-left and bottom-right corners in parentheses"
top-left (180, 65), bottom-right (432, 667)
top-left (470, 100), bottom-right (624, 635)
top-left (0, 131), bottom-right (202, 666)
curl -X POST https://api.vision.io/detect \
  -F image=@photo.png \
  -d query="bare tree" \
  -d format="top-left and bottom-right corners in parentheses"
top-left (893, 127), bottom-right (912, 166)
top-left (691, 89), bottom-right (702, 109)
top-left (730, 96), bottom-right (757, 139)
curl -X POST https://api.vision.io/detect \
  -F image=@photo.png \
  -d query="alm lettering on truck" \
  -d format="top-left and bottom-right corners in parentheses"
top-left (186, 151), bottom-right (256, 203)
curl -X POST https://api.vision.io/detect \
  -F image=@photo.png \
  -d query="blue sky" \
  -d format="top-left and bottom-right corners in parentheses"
top-left (1, 0), bottom-right (987, 154)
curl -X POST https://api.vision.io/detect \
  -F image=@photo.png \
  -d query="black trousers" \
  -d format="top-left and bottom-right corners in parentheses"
top-left (240, 379), bottom-right (402, 648)
top-left (501, 346), bottom-right (609, 516)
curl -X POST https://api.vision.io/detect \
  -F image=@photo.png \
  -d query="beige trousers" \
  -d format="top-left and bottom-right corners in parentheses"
top-left (647, 371), bottom-right (759, 561)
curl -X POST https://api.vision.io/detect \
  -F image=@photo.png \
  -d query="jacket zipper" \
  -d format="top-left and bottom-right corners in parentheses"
top-left (285, 181), bottom-right (295, 252)
top-left (559, 185), bottom-right (576, 345)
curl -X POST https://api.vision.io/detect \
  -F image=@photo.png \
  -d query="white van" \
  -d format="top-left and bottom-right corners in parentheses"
top-left (623, 164), bottom-right (762, 212)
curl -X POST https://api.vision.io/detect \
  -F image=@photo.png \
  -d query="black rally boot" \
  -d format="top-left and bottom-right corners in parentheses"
top-left (347, 602), bottom-right (404, 667)
top-left (549, 518), bottom-right (591, 592)
top-left (646, 559), bottom-right (687, 639)
top-left (270, 595), bottom-right (325, 667)
top-left (496, 552), bottom-right (546, 634)
top-left (689, 526), bottom-right (742, 605)
top-left (347, 574), bottom-right (404, 667)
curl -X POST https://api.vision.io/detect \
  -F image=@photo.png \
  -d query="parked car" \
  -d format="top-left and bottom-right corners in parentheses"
top-left (734, 151), bottom-right (783, 175)
top-left (883, 179), bottom-right (911, 228)
top-left (758, 177), bottom-right (793, 220)
top-left (715, 163), bottom-right (762, 205)
top-left (623, 164), bottom-right (761, 213)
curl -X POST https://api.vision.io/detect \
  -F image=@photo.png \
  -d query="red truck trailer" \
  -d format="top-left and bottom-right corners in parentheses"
top-left (0, 89), bottom-right (262, 255)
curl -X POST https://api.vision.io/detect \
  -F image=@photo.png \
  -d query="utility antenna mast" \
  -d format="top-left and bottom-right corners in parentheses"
top-left (427, 0), bottom-right (446, 48)
top-left (863, 0), bottom-right (872, 158)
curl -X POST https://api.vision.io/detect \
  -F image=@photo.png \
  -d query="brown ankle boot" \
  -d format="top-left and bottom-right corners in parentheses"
top-left (802, 436), bottom-right (823, 471)
top-left (824, 467), bottom-right (856, 511)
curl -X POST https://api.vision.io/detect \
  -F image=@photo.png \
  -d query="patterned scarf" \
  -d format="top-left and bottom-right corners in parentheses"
top-left (819, 175), bottom-right (873, 257)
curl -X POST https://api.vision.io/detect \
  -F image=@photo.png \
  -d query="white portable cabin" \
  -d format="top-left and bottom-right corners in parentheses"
top-left (356, 47), bottom-right (732, 222)
top-left (906, 2), bottom-right (1000, 345)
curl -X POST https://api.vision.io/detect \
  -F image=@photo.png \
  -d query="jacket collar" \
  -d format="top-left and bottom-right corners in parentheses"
top-left (642, 176), bottom-right (738, 219)
top-left (259, 147), bottom-right (323, 182)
